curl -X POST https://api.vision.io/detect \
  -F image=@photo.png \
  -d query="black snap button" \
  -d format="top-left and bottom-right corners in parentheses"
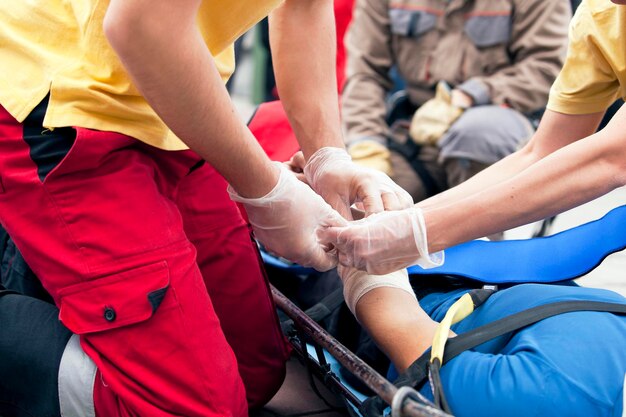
top-left (103, 307), bottom-right (116, 322)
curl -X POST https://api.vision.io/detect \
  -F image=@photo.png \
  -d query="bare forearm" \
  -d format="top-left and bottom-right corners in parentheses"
top-left (420, 111), bottom-right (604, 211)
top-left (419, 148), bottom-right (539, 210)
top-left (355, 288), bottom-right (437, 372)
top-left (425, 111), bottom-right (626, 252)
top-left (269, 0), bottom-right (344, 159)
top-left (104, 0), bottom-right (277, 198)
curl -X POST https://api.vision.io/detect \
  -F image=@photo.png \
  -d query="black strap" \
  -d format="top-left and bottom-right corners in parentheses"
top-left (281, 287), bottom-right (344, 334)
top-left (387, 139), bottom-right (442, 197)
top-left (406, 300), bottom-right (626, 388)
top-left (361, 300), bottom-right (626, 416)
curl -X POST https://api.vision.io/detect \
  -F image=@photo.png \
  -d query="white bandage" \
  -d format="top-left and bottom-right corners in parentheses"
top-left (340, 268), bottom-right (416, 315)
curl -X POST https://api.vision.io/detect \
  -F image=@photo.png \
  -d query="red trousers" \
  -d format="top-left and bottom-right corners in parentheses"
top-left (0, 103), bottom-right (289, 416)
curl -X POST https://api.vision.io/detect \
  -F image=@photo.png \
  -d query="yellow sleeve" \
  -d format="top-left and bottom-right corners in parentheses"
top-left (547, 4), bottom-right (620, 115)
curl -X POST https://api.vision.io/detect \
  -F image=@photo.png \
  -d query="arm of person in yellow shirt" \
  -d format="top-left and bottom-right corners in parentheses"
top-left (321, 107), bottom-right (626, 274)
top-left (268, 0), bottom-right (413, 218)
top-left (104, 0), bottom-right (274, 198)
top-left (268, 0), bottom-right (341, 160)
top-left (424, 107), bottom-right (622, 252)
top-left (419, 109), bottom-right (604, 212)
top-left (103, 0), bottom-right (346, 271)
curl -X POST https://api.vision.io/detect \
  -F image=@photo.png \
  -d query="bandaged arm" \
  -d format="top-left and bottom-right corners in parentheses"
top-left (339, 266), bottom-right (416, 315)
top-left (339, 266), bottom-right (438, 371)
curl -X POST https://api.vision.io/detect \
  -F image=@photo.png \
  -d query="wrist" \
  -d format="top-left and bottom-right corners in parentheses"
top-left (408, 207), bottom-right (444, 269)
top-left (228, 162), bottom-right (283, 203)
top-left (304, 146), bottom-right (350, 187)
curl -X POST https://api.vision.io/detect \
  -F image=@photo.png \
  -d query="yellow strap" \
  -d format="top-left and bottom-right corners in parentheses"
top-left (430, 293), bottom-right (475, 363)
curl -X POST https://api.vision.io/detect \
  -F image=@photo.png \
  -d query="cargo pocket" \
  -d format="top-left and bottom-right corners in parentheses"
top-left (389, 9), bottom-right (437, 38)
top-left (58, 261), bottom-right (171, 334)
top-left (464, 14), bottom-right (511, 48)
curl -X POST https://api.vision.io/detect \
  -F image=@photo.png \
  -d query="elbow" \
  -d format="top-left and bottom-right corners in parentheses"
top-left (596, 113), bottom-right (626, 188)
top-left (517, 138), bottom-right (547, 166)
top-left (103, 2), bottom-right (167, 57)
top-left (103, 3), bottom-right (139, 56)
top-left (612, 164), bottom-right (626, 189)
top-left (603, 141), bottom-right (626, 189)
top-left (104, 1), bottom-right (198, 57)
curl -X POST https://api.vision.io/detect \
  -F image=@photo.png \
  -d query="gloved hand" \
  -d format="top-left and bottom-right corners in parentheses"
top-left (409, 81), bottom-right (464, 146)
top-left (348, 140), bottom-right (393, 177)
top-left (229, 162), bottom-right (347, 271)
top-left (318, 206), bottom-right (443, 275)
top-left (304, 147), bottom-right (413, 218)
top-left (283, 151), bottom-right (307, 183)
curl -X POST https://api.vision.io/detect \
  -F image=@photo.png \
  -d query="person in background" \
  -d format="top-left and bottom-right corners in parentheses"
top-left (342, 0), bottom-right (571, 203)
top-left (322, 0), bottom-right (626, 283)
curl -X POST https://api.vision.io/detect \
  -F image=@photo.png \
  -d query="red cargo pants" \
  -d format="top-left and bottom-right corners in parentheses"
top-left (0, 101), bottom-right (289, 416)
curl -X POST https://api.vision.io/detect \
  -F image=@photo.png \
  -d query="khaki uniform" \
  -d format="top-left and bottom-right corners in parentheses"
top-left (342, 0), bottom-right (571, 200)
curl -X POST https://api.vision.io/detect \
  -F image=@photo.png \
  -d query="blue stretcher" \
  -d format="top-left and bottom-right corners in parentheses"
top-left (267, 205), bottom-right (626, 417)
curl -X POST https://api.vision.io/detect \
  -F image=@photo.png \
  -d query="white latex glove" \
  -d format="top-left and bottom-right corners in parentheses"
top-left (318, 207), bottom-right (443, 275)
top-left (303, 147), bottom-right (413, 218)
top-left (229, 162), bottom-right (347, 271)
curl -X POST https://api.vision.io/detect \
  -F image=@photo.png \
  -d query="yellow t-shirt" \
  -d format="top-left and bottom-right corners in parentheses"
top-left (0, 0), bottom-right (282, 150)
top-left (547, 0), bottom-right (626, 115)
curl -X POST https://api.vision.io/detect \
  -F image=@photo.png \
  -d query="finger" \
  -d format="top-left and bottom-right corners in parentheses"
top-left (325, 209), bottom-right (350, 227)
top-left (381, 191), bottom-right (402, 211)
top-left (294, 171), bottom-right (307, 184)
top-left (323, 194), bottom-right (353, 220)
top-left (337, 251), bottom-right (354, 269)
top-left (307, 246), bottom-right (338, 272)
top-left (317, 225), bottom-right (342, 248)
top-left (357, 183), bottom-right (385, 216)
top-left (396, 187), bottom-right (414, 209)
top-left (290, 151), bottom-right (306, 172)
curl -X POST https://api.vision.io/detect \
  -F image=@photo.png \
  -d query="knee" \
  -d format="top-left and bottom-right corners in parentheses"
top-left (439, 106), bottom-right (528, 163)
top-left (244, 355), bottom-right (288, 409)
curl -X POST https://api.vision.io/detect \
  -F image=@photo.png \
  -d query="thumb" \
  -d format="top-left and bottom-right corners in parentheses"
top-left (316, 224), bottom-right (346, 249)
top-left (322, 205), bottom-right (350, 227)
top-left (321, 192), bottom-right (353, 220)
top-left (305, 244), bottom-right (338, 272)
top-left (356, 182), bottom-right (385, 217)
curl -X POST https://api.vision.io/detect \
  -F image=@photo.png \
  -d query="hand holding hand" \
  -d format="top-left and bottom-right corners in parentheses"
top-left (229, 162), bottom-right (347, 271)
top-left (318, 207), bottom-right (443, 275)
top-left (304, 147), bottom-right (413, 218)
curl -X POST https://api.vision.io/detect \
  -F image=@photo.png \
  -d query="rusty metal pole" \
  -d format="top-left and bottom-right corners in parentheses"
top-left (271, 285), bottom-right (452, 417)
